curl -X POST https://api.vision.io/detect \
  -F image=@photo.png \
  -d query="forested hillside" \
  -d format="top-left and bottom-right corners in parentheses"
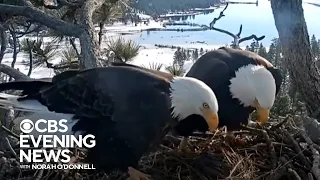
top-left (131, 0), bottom-right (220, 15)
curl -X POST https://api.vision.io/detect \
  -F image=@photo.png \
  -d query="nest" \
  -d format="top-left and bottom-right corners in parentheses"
top-left (0, 115), bottom-right (320, 180)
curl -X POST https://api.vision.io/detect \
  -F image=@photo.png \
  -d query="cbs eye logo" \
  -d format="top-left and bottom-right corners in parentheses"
top-left (20, 119), bottom-right (34, 134)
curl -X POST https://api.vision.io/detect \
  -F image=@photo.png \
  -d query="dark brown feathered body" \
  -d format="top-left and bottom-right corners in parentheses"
top-left (0, 67), bottom-right (177, 173)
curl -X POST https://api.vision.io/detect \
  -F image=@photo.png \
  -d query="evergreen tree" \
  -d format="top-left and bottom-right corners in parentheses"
top-left (258, 43), bottom-right (268, 59)
top-left (245, 45), bottom-right (250, 51)
top-left (268, 42), bottom-right (276, 65)
top-left (248, 40), bottom-right (259, 53)
top-left (186, 49), bottom-right (191, 61)
top-left (192, 49), bottom-right (199, 62)
top-left (199, 48), bottom-right (204, 56)
top-left (173, 48), bottom-right (186, 68)
top-left (273, 38), bottom-right (282, 68)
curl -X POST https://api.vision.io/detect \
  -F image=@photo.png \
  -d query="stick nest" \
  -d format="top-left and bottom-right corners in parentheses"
top-left (1, 115), bottom-right (320, 180)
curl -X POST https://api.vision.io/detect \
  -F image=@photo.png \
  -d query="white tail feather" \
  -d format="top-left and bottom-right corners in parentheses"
top-left (0, 93), bottom-right (82, 138)
top-left (0, 93), bottom-right (50, 113)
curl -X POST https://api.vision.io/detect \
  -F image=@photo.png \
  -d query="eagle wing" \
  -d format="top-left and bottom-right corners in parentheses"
top-left (186, 51), bottom-right (231, 89)
top-left (25, 67), bottom-right (174, 158)
top-left (111, 62), bottom-right (174, 81)
top-left (51, 70), bottom-right (80, 83)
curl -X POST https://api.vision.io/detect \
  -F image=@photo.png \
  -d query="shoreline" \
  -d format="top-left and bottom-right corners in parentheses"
top-left (1, 18), bottom-right (244, 79)
top-left (2, 6), bottom-right (251, 79)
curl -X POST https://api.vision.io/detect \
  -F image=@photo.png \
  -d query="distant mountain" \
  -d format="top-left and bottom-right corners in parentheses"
top-left (131, 0), bottom-right (220, 15)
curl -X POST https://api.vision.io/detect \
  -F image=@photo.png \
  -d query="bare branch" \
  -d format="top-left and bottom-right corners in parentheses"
top-left (57, 0), bottom-right (84, 7)
top-left (69, 38), bottom-right (80, 57)
top-left (8, 27), bottom-right (18, 69)
top-left (208, 3), bottom-right (239, 46)
top-left (43, 0), bottom-right (83, 9)
top-left (14, 21), bottom-right (43, 38)
top-left (300, 129), bottom-right (320, 180)
top-left (209, 3), bottom-right (228, 28)
top-left (0, 27), bottom-right (7, 63)
top-left (0, 64), bottom-right (30, 81)
top-left (236, 24), bottom-right (242, 37)
top-left (42, 56), bottom-right (79, 70)
top-left (211, 27), bottom-right (236, 39)
top-left (50, 62), bottom-right (79, 70)
top-left (207, 3), bottom-right (265, 48)
top-left (26, 39), bottom-right (33, 76)
top-left (239, 35), bottom-right (266, 44)
top-left (0, 4), bottom-right (83, 37)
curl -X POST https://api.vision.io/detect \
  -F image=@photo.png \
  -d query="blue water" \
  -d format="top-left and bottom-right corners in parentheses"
top-left (131, 0), bottom-right (320, 47)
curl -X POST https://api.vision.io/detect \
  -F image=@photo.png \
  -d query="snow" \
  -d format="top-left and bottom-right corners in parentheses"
top-left (2, 53), bottom-right (56, 79)
top-left (96, 20), bottom-right (164, 33)
top-left (194, 6), bottom-right (217, 10)
top-left (225, 0), bottom-right (256, 2)
top-left (130, 47), bottom-right (175, 69)
top-left (1, 16), bottom-right (239, 79)
top-left (129, 47), bottom-right (196, 75)
top-left (130, 43), bottom-right (247, 74)
top-left (160, 12), bottom-right (201, 18)
top-left (136, 13), bottom-right (152, 19)
top-left (304, 0), bottom-right (320, 3)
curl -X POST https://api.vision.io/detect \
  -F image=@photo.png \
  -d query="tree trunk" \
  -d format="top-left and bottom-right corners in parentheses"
top-left (78, 0), bottom-right (105, 70)
top-left (0, 27), bottom-right (7, 63)
top-left (79, 32), bottom-right (99, 69)
top-left (98, 22), bottom-right (104, 48)
top-left (270, 0), bottom-right (320, 120)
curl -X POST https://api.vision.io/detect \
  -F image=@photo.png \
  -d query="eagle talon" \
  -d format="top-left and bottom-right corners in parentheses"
top-left (127, 167), bottom-right (152, 180)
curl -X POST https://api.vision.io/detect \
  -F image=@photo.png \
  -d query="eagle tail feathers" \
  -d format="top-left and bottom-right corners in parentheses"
top-left (0, 93), bottom-right (49, 113)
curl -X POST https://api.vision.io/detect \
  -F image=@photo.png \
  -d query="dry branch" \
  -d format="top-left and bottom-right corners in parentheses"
top-left (0, 0), bottom-right (111, 69)
top-left (300, 130), bottom-right (320, 180)
top-left (44, 0), bottom-right (83, 9)
top-left (208, 3), bottom-right (265, 48)
top-left (0, 4), bottom-right (83, 37)
top-left (0, 26), bottom-right (7, 63)
top-left (0, 64), bottom-right (30, 81)
top-left (0, 114), bottom-right (316, 180)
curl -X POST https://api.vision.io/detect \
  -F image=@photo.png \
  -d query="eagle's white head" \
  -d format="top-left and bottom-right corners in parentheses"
top-left (169, 76), bottom-right (219, 132)
top-left (229, 64), bottom-right (276, 125)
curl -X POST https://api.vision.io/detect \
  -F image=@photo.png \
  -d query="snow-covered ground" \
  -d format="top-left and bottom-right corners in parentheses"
top-left (96, 21), bottom-right (164, 33)
top-left (1, 19), bottom-right (234, 79)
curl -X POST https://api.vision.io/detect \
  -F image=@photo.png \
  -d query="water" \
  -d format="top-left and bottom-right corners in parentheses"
top-left (131, 0), bottom-right (320, 48)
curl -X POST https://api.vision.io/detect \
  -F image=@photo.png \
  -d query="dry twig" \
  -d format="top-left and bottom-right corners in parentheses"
top-left (0, 114), bottom-right (318, 180)
top-left (208, 3), bottom-right (265, 48)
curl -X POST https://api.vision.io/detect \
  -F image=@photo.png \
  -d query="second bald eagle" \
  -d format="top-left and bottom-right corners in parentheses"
top-left (175, 47), bottom-right (282, 148)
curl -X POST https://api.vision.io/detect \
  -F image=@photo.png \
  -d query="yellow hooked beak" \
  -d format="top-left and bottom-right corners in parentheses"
top-left (254, 99), bottom-right (270, 125)
top-left (201, 108), bottom-right (219, 132)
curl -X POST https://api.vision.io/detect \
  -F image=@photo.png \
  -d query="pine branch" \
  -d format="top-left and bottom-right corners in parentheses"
top-left (0, 4), bottom-right (83, 37)
top-left (0, 64), bottom-right (30, 81)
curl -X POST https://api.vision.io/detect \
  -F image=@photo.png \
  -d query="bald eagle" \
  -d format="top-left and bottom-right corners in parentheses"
top-left (0, 66), bottom-right (219, 180)
top-left (174, 47), bottom-right (283, 148)
top-left (110, 46), bottom-right (282, 150)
